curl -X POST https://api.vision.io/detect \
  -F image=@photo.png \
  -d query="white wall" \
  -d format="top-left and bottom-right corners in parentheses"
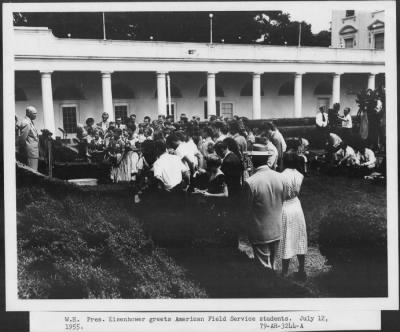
top-left (15, 70), bottom-right (377, 137)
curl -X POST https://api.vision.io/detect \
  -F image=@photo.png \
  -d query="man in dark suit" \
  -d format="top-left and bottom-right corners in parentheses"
top-left (214, 140), bottom-right (243, 234)
top-left (18, 106), bottom-right (40, 171)
top-left (214, 140), bottom-right (243, 202)
top-left (244, 146), bottom-right (284, 270)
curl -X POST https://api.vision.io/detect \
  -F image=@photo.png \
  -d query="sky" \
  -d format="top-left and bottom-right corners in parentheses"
top-left (285, 9), bottom-right (332, 33)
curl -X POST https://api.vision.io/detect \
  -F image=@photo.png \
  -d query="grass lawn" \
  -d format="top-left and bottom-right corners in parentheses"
top-left (16, 168), bottom-right (387, 298)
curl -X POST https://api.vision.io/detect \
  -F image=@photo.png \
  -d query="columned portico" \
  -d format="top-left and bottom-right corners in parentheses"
top-left (157, 71), bottom-right (167, 116)
top-left (332, 72), bottom-right (342, 105)
top-left (294, 72), bottom-right (304, 118)
top-left (40, 71), bottom-right (55, 134)
top-left (368, 73), bottom-right (376, 90)
top-left (252, 72), bottom-right (262, 119)
top-left (101, 71), bottom-right (114, 121)
top-left (207, 72), bottom-right (217, 117)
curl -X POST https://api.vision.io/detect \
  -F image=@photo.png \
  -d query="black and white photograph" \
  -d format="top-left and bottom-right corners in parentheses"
top-left (2, 1), bottom-right (398, 324)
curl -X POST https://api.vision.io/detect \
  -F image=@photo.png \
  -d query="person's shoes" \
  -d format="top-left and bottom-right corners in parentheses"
top-left (294, 271), bottom-right (307, 282)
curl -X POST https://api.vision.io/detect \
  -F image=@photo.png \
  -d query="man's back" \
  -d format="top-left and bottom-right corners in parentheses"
top-left (221, 152), bottom-right (242, 198)
top-left (244, 166), bottom-right (284, 244)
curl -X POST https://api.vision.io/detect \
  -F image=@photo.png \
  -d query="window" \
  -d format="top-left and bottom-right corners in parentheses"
top-left (374, 33), bottom-right (384, 49)
top-left (62, 105), bottom-right (78, 133)
top-left (221, 102), bottom-right (233, 119)
top-left (344, 38), bottom-right (354, 48)
top-left (114, 104), bottom-right (128, 123)
top-left (345, 10), bottom-right (355, 17)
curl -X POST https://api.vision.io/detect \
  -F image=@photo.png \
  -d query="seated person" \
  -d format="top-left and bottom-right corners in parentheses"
top-left (325, 132), bottom-right (343, 163)
top-left (85, 117), bottom-right (96, 135)
top-left (336, 142), bottom-right (356, 168)
top-left (87, 128), bottom-right (105, 162)
top-left (352, 145), bottom-right (376, 177)
top-left (194, 155), bottom-right (228, 198)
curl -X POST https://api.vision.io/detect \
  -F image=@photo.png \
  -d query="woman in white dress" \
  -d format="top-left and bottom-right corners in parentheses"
top-left (279, 153), bottom-right (308, 280)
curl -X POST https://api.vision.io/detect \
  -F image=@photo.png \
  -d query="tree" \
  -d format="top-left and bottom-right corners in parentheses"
top-left (14, 11), bottom-right (331, 46)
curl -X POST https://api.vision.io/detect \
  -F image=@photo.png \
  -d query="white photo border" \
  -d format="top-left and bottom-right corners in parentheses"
top-left (3, 0), bottom-right (398, 312)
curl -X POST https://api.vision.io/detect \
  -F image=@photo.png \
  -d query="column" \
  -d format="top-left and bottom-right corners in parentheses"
top-left (294, 72), bottom-right (304, 118)
top-left (101, 71), bottom-right (114, 121)
top-left (40, 71), bottom-right (55, 134)
top-left (157, 71), bottom-right (167, 116)
top-left (207, 72), bottom-right (217, 117)
top-left (252, 72), bottom-right (262, 119)
top-left (332, 72), bottom-right (342, 105)
top-left (367, 73), bottom-right (376, 90)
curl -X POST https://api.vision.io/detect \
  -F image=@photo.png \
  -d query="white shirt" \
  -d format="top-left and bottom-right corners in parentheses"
top-left (176, 142), bottom-right (198, 167)
top-left (266, 141), bottom-right (278, 169)
top-left (342, 114), bottom-right (353, 128)
top-left (336, 146), bottom-right (355, 159)
top-left (357, 148), bottom-right (376, 168)
top-left (316, 112), bottom-right (328, 127)
top-left (153, 153), bottom-right (188, 190)
top-left (375, 99), bottom-right (383, 113)
top-left (216, 134), bottom-right (227, 142)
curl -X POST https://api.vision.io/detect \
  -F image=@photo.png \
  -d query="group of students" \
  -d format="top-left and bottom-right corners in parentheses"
top-left (77, 112), bottom-right (307, 279)
top-left (316, 103), bottom-right (380, 177)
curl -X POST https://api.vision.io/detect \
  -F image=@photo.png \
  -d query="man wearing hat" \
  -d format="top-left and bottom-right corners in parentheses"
top-left (97, 112), bottom-right (110, 132)
top-left (243, 146), bottom-right (284, 270)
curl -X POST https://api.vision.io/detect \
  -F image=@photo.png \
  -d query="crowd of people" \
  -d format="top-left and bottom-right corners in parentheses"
top-left (315, 103), bottom-right (383, 177)
top-left (15, 100), bottom-right (385, 279)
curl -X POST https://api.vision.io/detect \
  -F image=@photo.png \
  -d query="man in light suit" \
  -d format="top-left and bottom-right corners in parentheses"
top-left (243, 145), bottom-right (284, 270)
top-left (18, 106), bottom-right (39, 171)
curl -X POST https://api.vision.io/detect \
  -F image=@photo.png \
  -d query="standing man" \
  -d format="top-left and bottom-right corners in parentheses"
top-left (214, 140), bottom-right (244, 238)
top-left (243, 149), bottom-right (284, 270)
top-left (97, 112), bottom-right (110, 133)
top-left (18, 106), bottom-right (40, 171)
top-left (315, 106), bottom-right (328, 148)
top-left (337, 107), bottom-right (353, 143)
top-left (262, 122), bottom-right (287, 172)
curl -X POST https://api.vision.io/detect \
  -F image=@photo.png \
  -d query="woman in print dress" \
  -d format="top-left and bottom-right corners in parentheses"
top-left (279, 153), bottom-right (308, 280)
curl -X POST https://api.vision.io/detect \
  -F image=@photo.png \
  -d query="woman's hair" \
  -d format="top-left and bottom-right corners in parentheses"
top-left (154, 140), bottom-right (167, 158)
top-left (223, 137), bottom-right (241, 160)
top-left (202, 126), bottom-right (214, 138)
top-left (283, 152), bottom-right (301, 171)
top-left (207, 155), bottom-right (222, 169)
top-left (213, 141), bottom-right (227, 156)
top-left (86, 117), bottom-right (95, 126)
top-left (261, 121), bottom-right (276, 132)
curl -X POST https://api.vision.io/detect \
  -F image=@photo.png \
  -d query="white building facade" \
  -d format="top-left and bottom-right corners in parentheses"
top-left (14, 26), bottom-right (385, 137)
top-left (331, 9), bottom-right (385, 49)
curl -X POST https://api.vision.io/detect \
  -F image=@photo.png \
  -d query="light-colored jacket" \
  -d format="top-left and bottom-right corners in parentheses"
top-left (18, 116), bottom-right (39, 159)
top-left (243, 166), bottom-right (284, 244)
